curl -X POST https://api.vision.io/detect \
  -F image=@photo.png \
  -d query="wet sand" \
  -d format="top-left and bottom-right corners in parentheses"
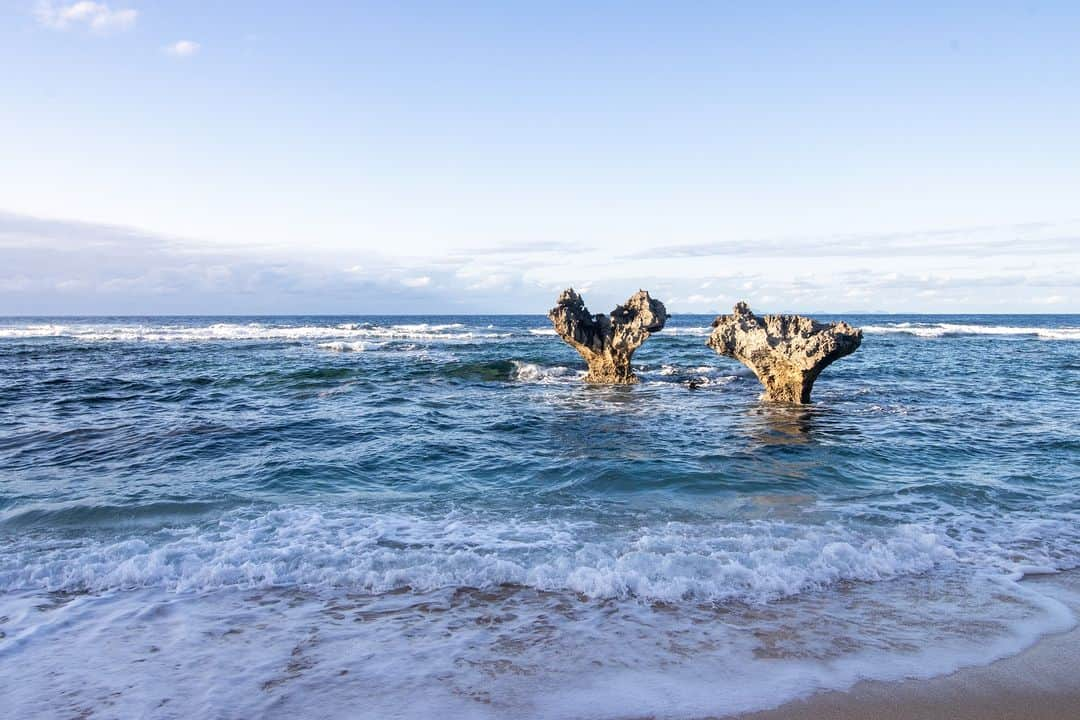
top-left (732, 571), bottom-right (1080, 720)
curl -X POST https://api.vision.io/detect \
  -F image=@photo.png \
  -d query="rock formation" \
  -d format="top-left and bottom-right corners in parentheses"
top-left (548, 288), bottom-right (668, 384)
top-left (707, 302), bottom-right (862, 403)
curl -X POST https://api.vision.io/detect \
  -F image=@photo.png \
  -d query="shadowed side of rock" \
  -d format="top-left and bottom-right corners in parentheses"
top-left (548, 288), bottom-right (668, 383)
top-left (707, 302), bottom-right (862, 403)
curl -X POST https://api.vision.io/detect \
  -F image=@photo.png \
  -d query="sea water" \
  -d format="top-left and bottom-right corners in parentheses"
top-left (0, 314), bottom-right (1078, 718)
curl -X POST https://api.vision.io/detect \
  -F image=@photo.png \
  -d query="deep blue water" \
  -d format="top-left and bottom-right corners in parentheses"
top-left (0, 314), bottom-right (1078, 718)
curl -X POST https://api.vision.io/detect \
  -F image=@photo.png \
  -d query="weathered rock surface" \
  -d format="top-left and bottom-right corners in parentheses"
top-left (548, 288), bottom-right (668, 383)
top-left (707, 302), bottom-right (862, 403)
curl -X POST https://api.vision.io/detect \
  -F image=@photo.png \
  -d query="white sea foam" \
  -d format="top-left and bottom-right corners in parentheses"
top-left (6, 498), bottom-right (1077, 600)
top-left (1, 506), bottom-right (1077, 720)
top-left (863, 322), bottom-right (1080, 340)
top-left (0, 322), bottom-right (511, 343)
top-left (0, 506), bottom-right (1027, 599)
top-left (657, 326), bottom-right (711, 336)
top-left (368, 322), bottom-right (465, 333)
top-left (5, 320), bottom-right (1076, 342)
top-left (527, 325), bottom-right (710, 337)
top-left (317, 341), bottom-right (368, 352)
top-left (0, 576), bottom-right (1073, 720)
top-left (510, 361), bottom-right (580, 383)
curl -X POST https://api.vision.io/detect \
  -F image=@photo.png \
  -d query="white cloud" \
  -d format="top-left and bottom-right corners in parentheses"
top-left (1032, 295), bottom-right (1065, 305)
top-left (164, 40), bottom-right (200, 57)
top-left (1, 211), bottom-right (1077, 314)
top-left (35, 1), bottom-right (137, 32)
top-left (0, 275), bottom-right (32, 292)
top-left (632, 222), bottom-right (1080, 261)
top-left (684, 294), bottom-right (724, 305)
top-left (0, 212), bottom-right (492, 314)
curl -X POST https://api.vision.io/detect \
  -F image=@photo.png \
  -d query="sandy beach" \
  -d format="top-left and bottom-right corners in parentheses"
top-left (733, 571), bottom-right (1080, 720)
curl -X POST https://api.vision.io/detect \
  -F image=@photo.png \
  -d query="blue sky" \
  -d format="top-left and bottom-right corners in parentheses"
top-left (1, 1), bottom-right (1078, 314)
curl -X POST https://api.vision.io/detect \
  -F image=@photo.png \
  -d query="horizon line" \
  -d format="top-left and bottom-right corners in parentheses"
top-left (3, 311), bottom-right (1079, 319)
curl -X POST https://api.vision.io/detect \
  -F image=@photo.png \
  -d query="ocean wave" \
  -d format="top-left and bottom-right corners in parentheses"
top-left (528, 326), bottom-right (710, 338)
top-left (8, 496), bottom-right (1076, 601)
top-left (317, 341), bottom-right (370, 352)
top-left (863, 322), bottom-right (1080, 340)
top-left (0, 507), bottom-right (965, 600)
top-left (0, 500), bottom-right (235, 530)
top-left (1, 533), bottom-right (1074, 720)
top-left (656, 326), bottom-right (711, 336)
top-left (511, 361), bottom-right (580, 383)
top-left (340, 322), bottom-right (466, 333)
top-left (0, 322), bottom-right (512, 343)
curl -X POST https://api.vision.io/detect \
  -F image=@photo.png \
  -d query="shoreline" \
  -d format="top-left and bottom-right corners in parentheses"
top-left (730, 570), bottom-right (1080, 720)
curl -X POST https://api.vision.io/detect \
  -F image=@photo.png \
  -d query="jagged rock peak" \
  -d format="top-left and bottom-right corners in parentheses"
top-left (548, 288), bottom-right (668, 384)
top-left (707, 302), bottom-right (862, 403)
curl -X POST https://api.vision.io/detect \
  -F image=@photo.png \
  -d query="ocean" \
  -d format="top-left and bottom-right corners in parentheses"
top-left (1, 314), bottom-right (1078, 719)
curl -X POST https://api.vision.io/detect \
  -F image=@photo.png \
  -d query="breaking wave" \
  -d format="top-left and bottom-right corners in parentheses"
top-left (317, 341), bottom-right (370, 352)
top-left (0, 508), bottom-right (955, 598)
top-left (511, 361), bottom-right (580, 383)
top-left (656, 326), bottom-right (712, 336)
top-left (0, 321), bottom-right (512, 343)
top-left (3, 503), bottom-right (1077, 600)
top-left (863, 322), bottom-right (1080, 340)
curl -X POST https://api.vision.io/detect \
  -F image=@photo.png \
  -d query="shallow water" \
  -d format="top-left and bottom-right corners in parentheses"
top-left (1, 314), bottom-right (1078, 718)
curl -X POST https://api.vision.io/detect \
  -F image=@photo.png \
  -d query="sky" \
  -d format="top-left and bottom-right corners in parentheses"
top-left (1, 1), bottom-right (1078, 315)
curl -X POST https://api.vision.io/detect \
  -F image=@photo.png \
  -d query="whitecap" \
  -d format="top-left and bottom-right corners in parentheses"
top-left (511, 361), bottom-right (580, 384)
top-left (0, 508), bottom-right (982, 599)
top-left (863, 322), bottom-right (1080, 340)
top-left (3, 505), bottom-right (1079, 720)
top-left (317, 341), bottom-right (368, 352)
top-left (0, 322), bottom-right (512, 343)
top-left (657, 326), bottom-right (711, 336)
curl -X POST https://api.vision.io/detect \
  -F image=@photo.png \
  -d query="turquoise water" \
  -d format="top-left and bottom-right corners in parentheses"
top-left (1, 314), bottom-right (1078, 718)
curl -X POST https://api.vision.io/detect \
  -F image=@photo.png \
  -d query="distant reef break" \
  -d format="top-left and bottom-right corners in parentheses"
top-left (707, 302), bottom-right (862, 403)
top-left (548, 288), bottom-right (668, 384)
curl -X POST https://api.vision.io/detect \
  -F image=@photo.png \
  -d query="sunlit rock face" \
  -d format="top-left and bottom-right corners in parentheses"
top-left (548, 288), bottom-right (668, 384)
top-left (707, 302), bottom-right (862, 403)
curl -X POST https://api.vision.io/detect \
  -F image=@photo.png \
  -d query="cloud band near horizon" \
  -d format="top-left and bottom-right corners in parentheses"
top-left (1, 211), bottom-right (1076, 315)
